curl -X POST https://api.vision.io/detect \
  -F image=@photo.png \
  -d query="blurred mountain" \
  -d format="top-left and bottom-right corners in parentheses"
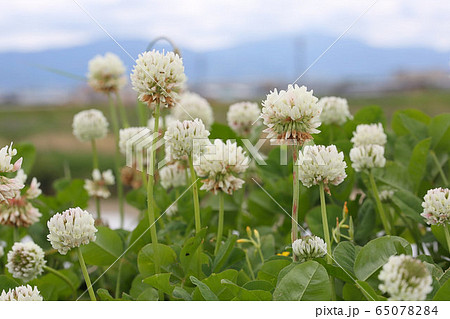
top-left (0, 33), bottom-right (449, 93)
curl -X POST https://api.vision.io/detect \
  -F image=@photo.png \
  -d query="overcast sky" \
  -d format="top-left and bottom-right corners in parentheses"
top-left (1, 0), bottom-right (450, 53)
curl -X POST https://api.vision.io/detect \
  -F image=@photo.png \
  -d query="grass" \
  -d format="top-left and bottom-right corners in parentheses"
top-left (1, 89), bottom-right (449, 192)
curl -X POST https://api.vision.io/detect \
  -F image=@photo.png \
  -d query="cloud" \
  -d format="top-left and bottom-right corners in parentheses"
top-left (0, 0), bottom-right (449, 52)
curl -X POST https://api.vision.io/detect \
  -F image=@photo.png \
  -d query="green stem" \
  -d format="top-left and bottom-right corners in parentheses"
top-left (430, 151), bottom-right (449, 186)
top-left (13, 227), bottom-right (19, 242)
top-left (444, 225), bottom-right (450, 253)
top-left (108, 93), bottom-right (125, 228)
top-left (77, 247), bottom-right (96, 301)
top-left (319, 182), bottom-right (336, 301)
top-left (137, 101), bottom-right (148, 127)
top-left (215, 192), bottom-right (225, 255)
top-left (188, 156), bottom-right (201, 233)
top-left (369, 171), bottom-right (391, 235)
top-left (291, 144), bottom-right (300, 261)
top-left (146, 102), bottom-right (163, 301)
top-left (256, 245), bottom-right (265, 264)
top-left (91, 139), bottom-right (101, 220)
top-left (115, 92), bottom-right (129, 128)
top-left (115, 260), bottom-right (123, 299)
top-left (244, 250), bottom-right (255, 280)
top-left (44, 265), bottom-right (75, 295)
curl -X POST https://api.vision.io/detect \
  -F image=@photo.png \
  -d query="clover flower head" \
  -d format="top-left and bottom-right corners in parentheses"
top-left (378, 254), bottom-right (432, 301)
top-left (0, 143), bottom-right (22, 173)
top-left (87, 52), bottom-right (127, 93)
top-left (0, 285), bottom-right (43, 301)
top-left (351, 123), bottom-right (386, 147)
top-left (379, 189), bottom-right (395, 202)
top-left (159, 162), bottom-right (187, 189)
top-left (0, 170), bottom-right (41, 227)
top-left (195, 139), bottom-right (249, 195)
top-left (421, 187), bottom-right (449, 226)
top-left (118, 126), bottom-right (150, 155)
top-left (164, 119), bottom-right (210, 160)
top-left (172, 92), bottom-right (214, 129)
top-left (292, 236), bottom-right (327, 262)
top-left (130, 50), bottom-right (186, 108)
top-left (84, 169), bottom-right (115, 199)
top-left (261, 84), bottom-right (321, 145)
top-left (47, 207), bottom-right (97, 255)
top-left (72, 109), bottom-right (109, 142)
top-left (318, 96), bottom-right (353, 126)
top-left (227, 101), bottom-right (260, 136)
top-left (349, 144), bottom-right (386, 172)
top-left (6, 242), bottom-right (46, 282)
top-left (298, 145), bottom-right (347, 192)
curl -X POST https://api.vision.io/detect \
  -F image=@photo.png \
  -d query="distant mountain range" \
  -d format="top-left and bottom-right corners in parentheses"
top-left (0, 33), bottom-right (449, 92)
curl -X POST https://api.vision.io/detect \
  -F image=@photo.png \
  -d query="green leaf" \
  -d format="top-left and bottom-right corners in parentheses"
top-left (0, 275), bottom-right (19, 292)
top-left (125, 187), bottom-right (147, 211)
top-left (344, 106), bottom-right (386, 137)
top-left (256, 259), bottom-right (291, 287)
top-left (97, 288), bottom-right (116, 301)
top-left (408, 138), bottom-right (431, 192)
top-left (354, 200), bottom-right (376, 244)
top-left (333, 241), bottom-right (361, 275)
top-left (220, 279), bottom-right (272, 301)
top-left (191, 269), bottom-right (238, 301)
top-left (391, 190), bottom-right (425, 223)
top-left (356, 280), bottom-right (382, 301)
top-left (172, 287), bottom-right (192, 300)
top-left (433, 277), bottom-right (450, 301)
top-left (81, 226), bottom-right (124, 266)
top-left (431, 225), bottom-right (449, 252)
top-left (273, 261), bottom-right (331, 301)
top-left (56, 179), bottom-right (89, 210)
top-left (209, 123), bottom-right (239, 141)
top-left (142, 273), bottom-right (174, 296)
top-left (190, 276), bottom-right (219, 301)
top-left (306, 204), bottom-right (342, 238)
top-left (212, 234), bottom-right (237, 272)
top-left (392, 110), bottom-right (430, 140)
top-left (180, 228), bottom-right (207, 278)
top-left (29, 269), bottom-right (80, 301)
top-left (354, 236), bottom-right (412, 281)
top-left (429, 113), bottom-right (450, 150)
top-left (137, 243), bottom-right (179, 277)
top-left (439, 267), bottom-right (450, 286)
top-left (137, 288), bottom-right (159, 301)
top-left (242, 280), bottom-right (274, 292)
top-left (342, 283), bottom-right (365, 301)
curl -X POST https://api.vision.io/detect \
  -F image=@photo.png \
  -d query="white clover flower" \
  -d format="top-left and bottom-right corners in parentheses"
top-left (421, 188), bottom-right (449, 226)
top-left (0, 285), bottom-right (43, 301)
top-left (47, 207), bottom-right (97, 255)
top-left (159, 162), bottom-right (187, 189)
top-left (164, 119), bottom-right (210, 160)
top-left (84, 169), bottom-right (115, 199)
top-left (379, 189), bottom-right (395, 202)
top-left (378, 255), bottom-right (432, 301)
top-left (171, 92), bottom-right (214, 129)
top-left (292, 236), bottom-right (327, 262)
top-left (350, 144), bottom-right (386, 172)
top-left (72, 109), bottom-right (109, 142)
top-left (351, 123), bottom-right (387, 147)
top-left (87, 52), bottom-right (127, 93)
top-left (0, 170), bottom-right (41, 227)
top-left (0, 176), bottom-right (24, 204)
top-left (318, 96), bottom-right (353, 126)
top-left (261, 84), bottom-right (321, 145)
top-left (227, 101), bottom-right (260, 135)
top-left (130, 50), bottom-right (186, 108)
top-left (298, 145), bottom-right (347, 192)
top-left (0, 143), bottom-right (22, 173)
top-left (118, 126), bottom-right (149, 155)
top-left (195, 139), bottom-right (249, 195)
top-left (6, 242), bottom-right (46, 282)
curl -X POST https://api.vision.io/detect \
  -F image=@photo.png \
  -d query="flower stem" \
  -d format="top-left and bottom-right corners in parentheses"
top-left (214, 192), bottom-right (225, 255)
top-left (91, 139), bottom-right (101, 220)
top-left (244, 249), bottom-right (256, 280)
top-left (43, 265), bottom-right (76, 295)
top-left (188, 156), bottom-right (201, 233)
top-left (369, 171), bottom-right (391, 235)
top-left (444, 224), bottom-right (450, 253)
top-left (108, 93), bottom-right (125, 228)
top-left (430, 150), bottom-right (449, 186)
top-left (115, 92), bottom-right (129, 128)
top-left (319, 182), bottom-right (336, 301)
top-left (137, 101), bottom-right (148, 127)
top-left (291, 144), bottom-right (300, 261)
top-left (77, 247), bottom-right (96, 301)
top-left (115, 260), bottom-right (123, 299)
top-left (13, 227), bottom-right (19, 242)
